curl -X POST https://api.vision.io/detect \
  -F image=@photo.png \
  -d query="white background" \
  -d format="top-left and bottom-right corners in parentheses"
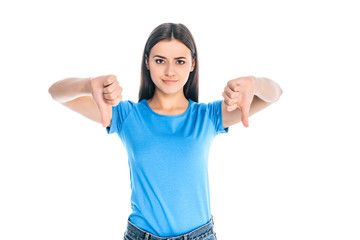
top-left (1, 0), bottom-right (359, 239)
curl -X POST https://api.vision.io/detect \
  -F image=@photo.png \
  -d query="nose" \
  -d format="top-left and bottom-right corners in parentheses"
top-left (165, 63), bottom-right (176, 77)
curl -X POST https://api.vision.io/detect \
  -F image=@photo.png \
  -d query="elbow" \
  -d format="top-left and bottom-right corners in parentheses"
top-left (48, 84), bottom-right (55, 99)
top-left (48, 82), bottom-right (59, 101)
top-left (276, 87), bottom-right (283, 101)
top-left (272, 82), bottom-right (283, 102)
top-left (48, 84), bottom-right (53, 96)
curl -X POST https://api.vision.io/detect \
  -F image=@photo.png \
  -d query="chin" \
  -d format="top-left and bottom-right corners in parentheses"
top-left (158, 88), bottom-right (183, 96)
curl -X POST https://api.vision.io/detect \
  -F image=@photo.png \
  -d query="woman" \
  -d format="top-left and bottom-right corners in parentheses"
top-left (49, 23), bottom-right (282, 240)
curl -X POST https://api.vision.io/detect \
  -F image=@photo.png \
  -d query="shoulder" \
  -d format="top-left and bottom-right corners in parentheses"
top-left (107, 99), bottom-right (141, 134)
top-left (112, 99), bottom-right (141, 120)
top-left (196, 99), bottom-right (223, 111)
top-left (189, 99), bottom-right (223, 116)
top-left (190, 99), bottom-right (228, 134)
top-left (119, 99), bottom-right (137, 106)
top-left (114, 99), bottom-right (141, 110)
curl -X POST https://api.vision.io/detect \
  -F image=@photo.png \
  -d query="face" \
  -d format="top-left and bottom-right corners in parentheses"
top-left (146, 39), bottom-right (195, 97)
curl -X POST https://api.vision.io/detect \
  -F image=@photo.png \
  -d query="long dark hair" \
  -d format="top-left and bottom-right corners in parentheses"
top-left (138, 23), bottom-right (199, 102)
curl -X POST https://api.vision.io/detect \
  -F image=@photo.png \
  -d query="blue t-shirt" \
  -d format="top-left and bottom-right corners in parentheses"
top-left (107, 98), bottom-right (229, 237)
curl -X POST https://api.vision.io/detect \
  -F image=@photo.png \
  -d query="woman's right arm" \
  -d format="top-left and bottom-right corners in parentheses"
top-left (48, 74), bottom-right (122, 127)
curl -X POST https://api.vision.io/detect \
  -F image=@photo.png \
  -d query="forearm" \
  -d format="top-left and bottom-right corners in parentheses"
top-left (48, 77), bottom-right (92, 103)
top-left (253, 77), bottom-right (283, 103)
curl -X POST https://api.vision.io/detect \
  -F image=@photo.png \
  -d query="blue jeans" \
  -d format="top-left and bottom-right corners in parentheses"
top-left (123, 216), bottom-right (217, 240)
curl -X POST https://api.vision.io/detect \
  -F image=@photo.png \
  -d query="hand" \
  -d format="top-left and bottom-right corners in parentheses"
top-left (222, 76), bottom-right (255, 127)
top-left (89, 74), bottom-right (122, 127)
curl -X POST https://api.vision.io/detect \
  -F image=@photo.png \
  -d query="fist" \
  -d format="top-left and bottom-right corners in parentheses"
top-left (89, 74), bottom-right (122, 127)
top-left (222, 76), bottom-right (255, 127)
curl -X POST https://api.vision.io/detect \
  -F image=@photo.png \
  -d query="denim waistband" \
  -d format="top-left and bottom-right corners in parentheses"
top-left (125, 216), bottom-right (215, 240)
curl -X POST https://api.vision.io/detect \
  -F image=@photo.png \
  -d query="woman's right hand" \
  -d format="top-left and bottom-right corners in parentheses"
top-left (89, 74), bottom-right (122, 127)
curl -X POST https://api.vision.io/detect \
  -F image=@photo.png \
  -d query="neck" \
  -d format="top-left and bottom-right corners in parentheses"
top-left (148, 89), bottom-right (188, 110)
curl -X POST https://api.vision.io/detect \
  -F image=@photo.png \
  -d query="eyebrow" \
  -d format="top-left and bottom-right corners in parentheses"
top-left (153, 55), bottom-right (187, 60)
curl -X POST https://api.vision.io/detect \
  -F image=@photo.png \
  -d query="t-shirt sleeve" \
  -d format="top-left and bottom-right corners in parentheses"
top-left (106, 100), bottom-right (135, 134)
top-left (206, 100), bottom-right (229, 135)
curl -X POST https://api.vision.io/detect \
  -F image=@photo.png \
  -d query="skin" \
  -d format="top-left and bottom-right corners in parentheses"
top-left (221, 76), bottom-right (283, 128)
top-left (48, 39), bottom-right (282, 129)
top-left (145, 39), bottom-right (195, 115)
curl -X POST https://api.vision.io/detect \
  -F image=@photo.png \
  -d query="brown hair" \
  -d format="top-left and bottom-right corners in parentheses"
top-left (138, 23), bottom-right (199, 102)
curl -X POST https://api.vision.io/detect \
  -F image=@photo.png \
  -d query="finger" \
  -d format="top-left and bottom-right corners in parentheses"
top-left (223, 95), bottom-right (238, 112)
top-left (103, 81), bottom-right (121, 94)
top-left (222, 91), bottom-right (238, 106)
top-left (228, 80), bottom-right (241, 92)
top-left (91, 80), bottom-right (112, 127)
top-left (103, 75), bottom-right (117, 87)
top-left (94, 93), bottom-right (110, 127)
top-left (104, 88), bottom-right (122, 104)
top-left (106, 84), bottom-right (122, 98)
top-left (239, 102), bottom-right (251, 127)
top-left (224, 86), bottom-right (240, 99)
top-left (104, 85), bottom-right (122, 104)
top-left (227, 104), bottom-right (238, 112)
top-left (241, 108), bottom-right (250, 127)
top-left (105, 94), bottom-right (122, 106)
top-left (100, 110), bottom-right (109, 127)
top-left (222, 92), bottom-right (237, 112)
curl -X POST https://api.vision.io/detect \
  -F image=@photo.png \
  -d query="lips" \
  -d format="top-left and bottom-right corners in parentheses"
top-left (162, 79), bottom-right (178, 84)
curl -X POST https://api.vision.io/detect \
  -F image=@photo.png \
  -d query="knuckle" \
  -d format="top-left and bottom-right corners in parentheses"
top-left (106, 97), bottom-right (116, 104)
top-left (231, 79), bottom-right (239, 85)
top-left (108, 74), bottom-right (116, 80)
top-left (104, 80), bottom-right (111, 86)
top-left (105, 92), bottom-right (115, 100)
top-left (230, 99), bottom-right (237, 105)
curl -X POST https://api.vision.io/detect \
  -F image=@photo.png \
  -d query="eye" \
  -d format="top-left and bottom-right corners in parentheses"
top-left (177, 60), bottom-right (185, 65)
top-left (155, 59), bottom-right (165, 64)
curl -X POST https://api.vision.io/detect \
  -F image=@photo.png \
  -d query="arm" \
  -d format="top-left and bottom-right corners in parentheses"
top-left (222, 76), bottom-right (282, 128)
top-left (48, 74), bottom-right (122, 127)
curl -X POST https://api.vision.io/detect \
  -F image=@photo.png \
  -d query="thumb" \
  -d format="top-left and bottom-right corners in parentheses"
top-left (92, 88), bottom-right (111, 127)
top-left (98, 101), bottom-right (111, 128)
top-left (90, 77), bottom-right (112, 127)
top-left (239, 92), bottom-right (254, 128)
top-left (240, 103), bottom-right (250, 128)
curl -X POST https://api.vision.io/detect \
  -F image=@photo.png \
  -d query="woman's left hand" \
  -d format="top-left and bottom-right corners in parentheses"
top-left (222, 76), bottom-right (255, 127)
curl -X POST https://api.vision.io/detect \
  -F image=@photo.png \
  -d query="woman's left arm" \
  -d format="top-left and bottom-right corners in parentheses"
top-left (222, 76), bottom-right (283, 128)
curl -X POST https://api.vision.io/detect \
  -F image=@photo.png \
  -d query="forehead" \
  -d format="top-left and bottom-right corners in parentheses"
top-left (150, 39), bottom-right (191, 58)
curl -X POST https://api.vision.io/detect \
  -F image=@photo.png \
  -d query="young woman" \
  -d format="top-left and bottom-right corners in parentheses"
top-left (49, 23), bottom-right (282, 240)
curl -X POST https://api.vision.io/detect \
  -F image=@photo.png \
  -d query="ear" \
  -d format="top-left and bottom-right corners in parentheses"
top-left (190, 58), bottom-right (196, 72)
top-left (145, 54), bottom-right (150, 70)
